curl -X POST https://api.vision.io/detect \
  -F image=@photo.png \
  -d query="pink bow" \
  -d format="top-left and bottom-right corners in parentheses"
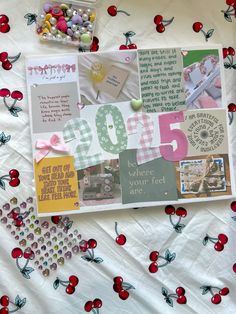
top-left (35, 134), bottom-right (69, 163)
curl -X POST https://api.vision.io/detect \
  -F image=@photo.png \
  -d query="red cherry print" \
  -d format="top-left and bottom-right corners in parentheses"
top-left (0, 88), bottom-right (10, 98)
top-left (107, 5), bottom-right (117, 16)
top-left (176, 287), bottom-right (185, 296)
top-left (119, 290), bottom-right (129, 300)
top-left (156, 24), bottom-right (165, 33)
top-left (93, 298), bottom-right (102, 308)
top-left (226, 0), bottom-right (235, 5)
top-left (223, 48), bottom-right (229, 59)
top-left (11, 247), bottom-right (23, 258)
top-left (69, 275), bottom-right (79, 287)
top-left (214, 242), bottom-right (224, 252)
top-left (228, 47), bottom-right (235, 56)
top-left (119, 45), bottom-right (129, 50)
top-left (0, 307), bottom-right (9, 314)
top-left (65, 284), bottom-right (75, 295)
top-left (2, 61), bottom-right (12, 70)
top-left (107, 5), bottom-right (130, 17)
top-left (211, 294), bottom-right (221, 304)
top-left (0, 15), bottom-right (9, 24)
top-left (116, 234), bottom-right (126, 245)
top-left (93, 36), bottom-right (99, 45)
top-left (231, 201), bottom-right (236, 211)
top-left (14, 219), bottom-right (23, 227)
top-left (175, 207), bottom-right (187, 218)
top-left (113, 284), bottom-right (122, 293)
top-left (165, 205), bottom-right (175, 215)
top-left (0, 24), bottom-right (10, 33)
top-left (84, 301), bottom-right (94, 312)
top-left (128, 43), bottom-right (137, 49)
top-left (177, 295), bottom-right (187, 304)
top-left (88, 238), bottom-right (97, 249)
top-left (9, 177), bottom-right (20, 187)
top-left (11, 91), bottom-right (23, 101)
top-left (149, 251), bottom-right (159, 262)
top-left (79, 240), bottom-right (89, 252)
top-left (218, 234), bottom-right (228, 245)
top-left (149, 262), bottom-right (158, 273)
top-left (11, 211), bottom-right (19, 220)
top-left (0, 52), bottom-right (8, 63)
top-left (193, 22), bottom-right (203, 33)
top-left (0, 296), bottom-right (9, 307)
top-left (9, 169), bottom-right (19, 178)
top-left (23, 248), bottom-right (34, 259)
top-left (219, 287), bottom-right (229, 296)
top-left (51, 216), bottom-right (62, 224)
top-left (232, 263), bottom-right (236, 273)
top-left (90, 42), bottom-right (99, 52)
top-left (114, 276), bottom-right (123, 285)
top-left (228, 103), bottom-right (236, 112)
top-left (154, 15), bottom-right (163, 25)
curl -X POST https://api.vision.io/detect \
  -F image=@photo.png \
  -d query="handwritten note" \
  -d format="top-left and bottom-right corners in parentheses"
top-left (138, 48), bottom-right (186, 112)
top-left (31, 82), bottom-right (80, 133)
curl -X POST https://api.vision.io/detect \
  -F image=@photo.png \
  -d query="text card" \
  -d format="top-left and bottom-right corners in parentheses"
top-left (181, 109), bottom-right (228, 157)
top-left (31, 82), bottom-right (80, 133)
top-left (119, 149), bottom-right (177, 204)
top-left (34, 156), bottom-right (79, 214)
top-left (138, 48), bottom-right (186, 113)
top-left (98, 65), bottom-right (130, 99)
top-left (26, 55), bottom-right (78, 85)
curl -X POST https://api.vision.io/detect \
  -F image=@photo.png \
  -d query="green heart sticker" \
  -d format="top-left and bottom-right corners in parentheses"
top-left (131, 99), bottom-right (143, 111)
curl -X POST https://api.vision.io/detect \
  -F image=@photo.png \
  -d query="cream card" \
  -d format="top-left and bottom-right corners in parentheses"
top-left (98, 65), bottom-right (130, 99)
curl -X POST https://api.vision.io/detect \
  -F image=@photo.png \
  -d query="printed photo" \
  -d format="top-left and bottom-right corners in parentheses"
top-left (182, 49), bottom-right (222, 110)
top-left (78, 50), bottom-right (140, 105)
top-left (77, 159), bottom-right (121, 206)
top-left (175, 154), bottom-right (231, 198)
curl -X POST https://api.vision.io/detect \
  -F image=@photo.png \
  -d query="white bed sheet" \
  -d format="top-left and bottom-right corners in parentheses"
top-left (0, 0), bottom-right (236, 313)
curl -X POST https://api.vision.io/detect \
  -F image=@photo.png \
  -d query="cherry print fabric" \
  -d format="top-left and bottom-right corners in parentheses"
top-left (0, 0), bottom-right (236, 313)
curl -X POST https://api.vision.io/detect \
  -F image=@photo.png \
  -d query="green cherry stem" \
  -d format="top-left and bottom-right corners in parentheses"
top-left (21, 259), bottom-right (29, 272)
top-left (3, 97), bottom-right (10, 109)
top-left (117, 10), bottom-right (130, 16)
top-left (221, 6), bottom-right (235, 14)
top-left (115, 222), bottom-right (119, 236)
top-left (57, 278), bottom-right (69, 287)
top-left (8, 53), bottom-right (21, 64)
top-left (158, 261), bottom-right (169, 268)
top-left (227, 55), bottom-right (233, 67)
top-left (167, 294), bottom-right (178, 299)
top-left (16, 258), bottom-right (29, 272)
top-left (207, 237), bottom-right (218, 244)
top-left (86, 248), bottom-right (94, 260)
top-left (163, 17), bottom-right (174, 27)
top-left (8, 303), bottom-right (21, 314)
top-left (169, 215), bottom-right (181, 228)
top-left (200, 29), bottom-right (208, 42)
top-left (209, 287), bottom-right (214, 297)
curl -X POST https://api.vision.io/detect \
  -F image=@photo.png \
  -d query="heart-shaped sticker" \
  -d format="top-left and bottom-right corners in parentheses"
top-left (131, 99), bottom-right (143, 111)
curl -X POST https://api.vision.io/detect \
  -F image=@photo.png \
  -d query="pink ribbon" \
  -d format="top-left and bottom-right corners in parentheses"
top-left (35, 134), bottom-right (69, 163)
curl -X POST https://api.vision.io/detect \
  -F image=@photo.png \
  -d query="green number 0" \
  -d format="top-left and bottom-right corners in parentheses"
top-left (95, 105), bottom-right (128, 154)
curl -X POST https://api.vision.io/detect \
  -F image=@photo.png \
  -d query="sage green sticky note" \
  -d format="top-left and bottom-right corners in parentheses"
top-left (119, 149), bottom-right (178, 204)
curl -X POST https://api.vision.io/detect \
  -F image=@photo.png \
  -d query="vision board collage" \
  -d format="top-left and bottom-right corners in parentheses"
top-left (25, 46), bottom-right (234, 216)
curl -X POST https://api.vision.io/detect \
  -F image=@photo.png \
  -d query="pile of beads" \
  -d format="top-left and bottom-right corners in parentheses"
top-left (36, 2), bottom-right (96, 48)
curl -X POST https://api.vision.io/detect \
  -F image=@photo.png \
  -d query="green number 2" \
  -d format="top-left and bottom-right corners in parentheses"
top-left (95, 105), bottom-right (128, 154)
